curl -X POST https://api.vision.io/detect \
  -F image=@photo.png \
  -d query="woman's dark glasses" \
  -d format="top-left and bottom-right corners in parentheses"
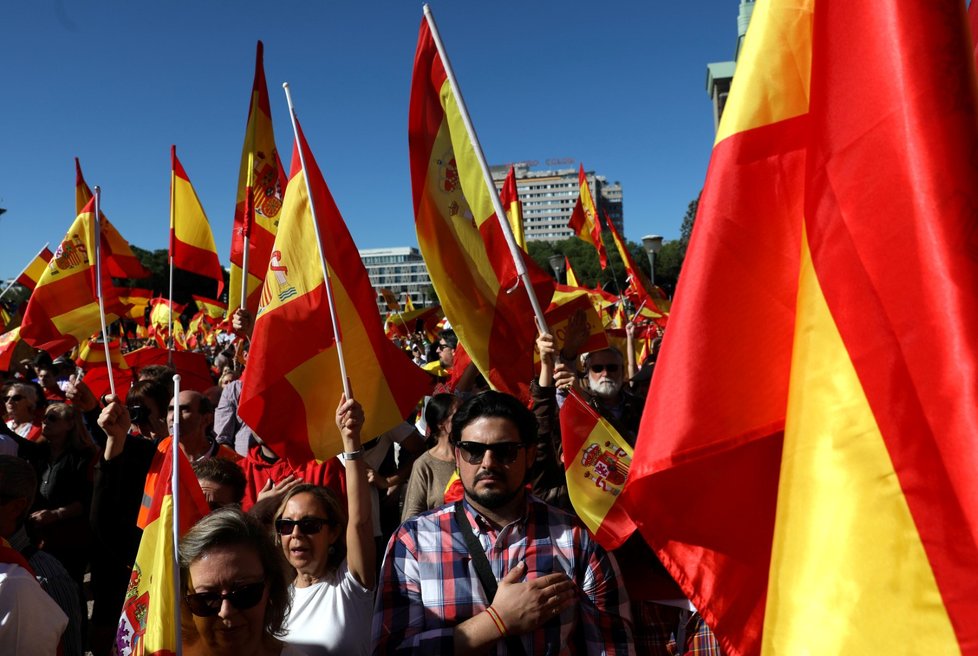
top-left (184, 581), bottom-right (265, 617)
top-left (455, 441), bottom-right (525, 465)
top-left (274, 517), bottom-right (336, 536)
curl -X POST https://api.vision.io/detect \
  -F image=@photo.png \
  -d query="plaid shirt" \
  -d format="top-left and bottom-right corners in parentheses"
top-left (372, 495), bottom-right (634, 655)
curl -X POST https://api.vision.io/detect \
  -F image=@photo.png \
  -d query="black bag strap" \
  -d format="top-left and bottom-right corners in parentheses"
top-left (453, 501), bottom-right (528, 656)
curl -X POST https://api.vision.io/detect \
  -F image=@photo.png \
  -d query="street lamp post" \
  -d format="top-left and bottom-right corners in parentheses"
top-left (641, 234), bottom-right (664, 287)
top-left (548, 254), bottom-right (566, 284)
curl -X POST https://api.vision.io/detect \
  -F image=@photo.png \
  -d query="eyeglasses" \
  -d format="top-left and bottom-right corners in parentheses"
top-left (589, 363), bottom-right (620, 375)
top-left (437, 343), bottom-right (451, 351)
top-left (5, 395), bottom-right (23, 403)
top-left (455, 441), bottom-right (526, 465)
top-left (274, 517), bottom-right (336, 536)
top-left (184, 581), bottom-right (266, 617)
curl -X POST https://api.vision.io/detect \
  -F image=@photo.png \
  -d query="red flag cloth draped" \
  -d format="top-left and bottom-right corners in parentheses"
top-left (229, 41), bottom-right (286, 318)
top-left (20, 198), bottom-right (129, 356)
top-left (239, 117), bottom-right (431, 462)
top-left (170, 147), bottom-right (225, 301)
top-left (75, 158), bottom-right (151, 280)
top-left (567, 165), bottom-right (608, 268)
top-left (409, 18), bottom-right (553, 402)
top-left (621, 1), bottom-right (978, 654)
top-left (124, 347), bottom-right (213, 393)
top-left (559, 388), bottom-right (636, 550)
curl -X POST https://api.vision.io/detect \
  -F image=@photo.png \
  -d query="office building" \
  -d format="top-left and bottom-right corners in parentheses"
top-left (706, 1), bottom-right (756, 132)
top-left (359, 247), bottom-right (432, 314)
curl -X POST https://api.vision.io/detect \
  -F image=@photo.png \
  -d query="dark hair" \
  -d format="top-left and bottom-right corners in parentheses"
top-left (127, 379), bottom-right (171, 418)
top-left (450, 390), bottom-right (537, 446)
top-left (274, 484), bottom-right (347, 576)
top-left (138, 365), bottom-right (176, 398)
top-left (192, 458), bottom-right (246, 504)
top-left (424, 393), bottom-right (456, 445)
top-left (0, 455), bottom-right (37, 525)
top-left (179, 507), bottom-right (291, 638)
top-left (438, 329), bottom-right (458, 350)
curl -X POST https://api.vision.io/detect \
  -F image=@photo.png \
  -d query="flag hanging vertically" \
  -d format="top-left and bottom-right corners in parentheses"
top-left (564, 256), bottom-right (581, 288)
top-left (229, 41), bottom-right (285, 318)
top-left (621, 1), bottom-right (978, 654)
top-left (14, 245), bottom-right (54, 293)
top-left (75, 159), bottom-right (151, 280)
top-left (605, 211), bottom-right (669, 321)
top-left (409, 15), bottom-right (553, 401)
top-left (559, 388), bottom-right (636, 550)
top-left (499, 166), bottom-right (526, 252)
top-left (117, 440), bottom-right (209, 655)
top-left (20, 199), bottom-right (129, 356)
top-left (568, 165), bottom-right (608, 268)
top-left (170, 147), bottom-right (225, 302)
top-left (239, 113), bottom-right (431, 463)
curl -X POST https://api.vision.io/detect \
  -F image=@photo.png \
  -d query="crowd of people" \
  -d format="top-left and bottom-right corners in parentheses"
top-left (0, 305), bottom-right (723, 656)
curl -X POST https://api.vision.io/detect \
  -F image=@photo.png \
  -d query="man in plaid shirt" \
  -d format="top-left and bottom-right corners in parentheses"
top-left (372, 391), bottom-right (634, 655)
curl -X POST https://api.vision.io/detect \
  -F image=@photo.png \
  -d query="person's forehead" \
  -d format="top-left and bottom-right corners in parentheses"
top-left (588, 351), bottom-right (621, 364)
top-left (459, 416), bottom-right (520, 443)
top-left (188, 544), bottom-right (264, 588)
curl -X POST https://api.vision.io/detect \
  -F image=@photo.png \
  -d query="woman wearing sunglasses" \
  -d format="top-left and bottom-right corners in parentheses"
top-left (274, 394), bottom-right (375, 655)
top-left (3, 382), bottom-right (42, 441)
top-left (179, 507), bottom-right (301, 656)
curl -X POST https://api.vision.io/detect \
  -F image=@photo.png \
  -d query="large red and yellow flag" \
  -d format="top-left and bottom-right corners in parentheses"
top-left (567, 165), bottom-right (608, 268)
top-left (117, 440), bottom-right (209, 655)
top-left (229, 41), bottom-right (286, 318)
top-left (498, 166), bottom-right (526, 252)
top-left (170, 147), bottom-right (224, 301)
top-left (409, 16), bottom-right (553, 401)
top-left (20, 199), bottom-right (129, 355)
top-left (239, 116), bottom-right (431, 462)
top-left (559, 388), bottom-right (636, 550)
top-left (75, 158), bottom-right (151, 280)
top-left (15, 245), bottom-right (54, 292)
top-left (621, 2), bottom-right (978, 654)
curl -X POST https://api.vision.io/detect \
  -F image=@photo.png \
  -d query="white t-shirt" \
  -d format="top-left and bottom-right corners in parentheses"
top-left (282, 560), bottom-right (374, 656)
top-left (0, 562), bottom-right (69, 656)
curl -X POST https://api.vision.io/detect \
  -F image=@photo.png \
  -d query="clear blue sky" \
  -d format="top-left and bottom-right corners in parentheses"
top-left (1, 1), bottom-right (741, 280)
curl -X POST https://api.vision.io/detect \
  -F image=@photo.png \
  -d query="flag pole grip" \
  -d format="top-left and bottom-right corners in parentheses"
top-left (282, 82), bottom-right (353, 400)
top-left (422, 4), bottom-right (550, 334)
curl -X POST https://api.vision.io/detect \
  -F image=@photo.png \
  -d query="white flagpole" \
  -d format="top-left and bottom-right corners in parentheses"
top-left (0, 242), bottom-right (50, 302)
top-left (168, 150), bottom-right (176, 359)
top-left (422, 4), bottom-right (550, 335)
top-left (240, 233), bottom-right (250, 311)
top-left (170, 373), bottom-right (182, 656)
top-left (282, 83), bottom-right (352, 400)
top-left (93, 187), bottom-right (117, 397)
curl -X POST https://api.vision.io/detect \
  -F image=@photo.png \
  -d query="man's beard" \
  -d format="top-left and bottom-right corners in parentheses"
top-left (464, 472), bottom-right (522, 510)
top-left (591, 377), bottom-right (622, 398)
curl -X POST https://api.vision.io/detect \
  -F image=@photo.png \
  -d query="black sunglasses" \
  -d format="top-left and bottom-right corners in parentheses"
top-left (455, 441), bottom-right (525, 465)
top-left (589, 363), bottom-right (620, 374)
top-left (184, 581), bottom-right (265, 617)
top-left (5, 395), bottom-right (23, 403)
top-left (274, 517), bottom-right (336, 536)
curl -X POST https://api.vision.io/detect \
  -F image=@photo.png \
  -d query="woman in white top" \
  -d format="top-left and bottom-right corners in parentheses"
top-left (275, 395), bottom-right (375, 656)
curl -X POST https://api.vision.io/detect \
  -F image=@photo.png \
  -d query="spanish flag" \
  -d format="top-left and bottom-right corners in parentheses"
top-left (559, 389), bottom-right (636, 550)
top-left (621, 1), bottom-right (978, 654)
top-left (20, 199), bottom-right (129, 356)
top-left (604, 210), bottom-right (668, 320)
top-left (567, 165), bottom-right (607, 268)
top-left (15, 245), bottom-right (54, 293)
top-left (192, 295), bottom-right (227, 321)
top-left (0, 328), bottom-right (21, 372)
top-left (499, 166), bottom-right (526, 252)
top-left (120, 287), bottom-right (152, 324)
top-left (239, 115), bottom-right (431, 462)
top-left (117, 440), bottom-right (209, 655)
top-left (380, 287), bottom-right (400, 311)
top-left (564, 256), bottom-right (581, 288)
top-left (75, 158), bottom-right (151, 280)
top-left (385, 305), bottom-right (444, 342)
top-left (409, 16), bottom-right (553, 402)
top-left (75, 337), bottom-right (132, 400)
top-left (171, 146), bottom-right (224, 302)
top-left (228, 41), bottom-right (285, 318)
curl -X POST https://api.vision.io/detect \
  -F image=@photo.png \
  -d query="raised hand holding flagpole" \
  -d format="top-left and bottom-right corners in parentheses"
top-left (282, 83), bottom-right (352, 400)
top-left (422, 3), bottom-right (549, 335)
top-left (93, 187), bottom-right (116, 397)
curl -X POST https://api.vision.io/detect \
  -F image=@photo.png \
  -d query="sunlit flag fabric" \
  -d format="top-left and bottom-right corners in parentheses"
top-left (0, 328), bottom-right (21, 371)
top-left (239, 117), bottom-right (431, 462)
top-left (192, 295), bottom-right (227, 321)
top-left (170, 147), bottom-right (224, 302)
top-left (117, 441), bottom-right (209, 655)
top-left (559, 388), bottom-right (636, 550)
top-left (385, 305), bottom-right (444, 342)
top-left (15, 246), bottom-right (54, 292)
top-left (75, 337), bottom-right (132, 400)
top-left (120, 288), bottom-right (152, 324)
top-left (564, 256), bottom-right (581, 288)
top-left (621, 1), bottom-right (978, 654)
top-left (229, 41), bottom-right (286, 318)
top-left (567, 165), bottom-right (608, 268)
top-left (75, 158), bottom-right (151, 280)
top-left (605, 211), bottom-right (668, 321)
top-left (379, 287), bottom-right (400, 311)
top-left (409, 18), bottom-right (553, 401)
top-left (20, 199), bottom-right (129, 356)
top-left (499, 165), bottom-right (526, 251)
